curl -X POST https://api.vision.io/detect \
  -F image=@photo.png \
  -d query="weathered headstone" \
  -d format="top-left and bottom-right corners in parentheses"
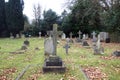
top-left (44, 37), bottom-right (54, 55)
top-left (69, 32), bottom-right (74, 43)
top-left (78, 30), bottom-right (82, 39)
top-left (92, 31), bottom-right (97, 42)
top-left (61, 33), bottom-right (66, 39)
top-left (16, 34), bottom-right (19, 38)
top-left (76, 31), bottom-right (82, 43)
top-left (10, 33), bottom-right (14, 39)
top-left (43, 24), bottom-right (66, 73)
top-left (82, 41), bottom-right (90, 48)
top-left (93, 34), bottom-right (104, 55)
top-left (113, 51), bottom-right (120, 57)
top-left (24, 39), bottom-right (30, 46)
top-left (39, 32), bottom-right (42, 38)
top-left (99, 32), bottom-right (109, 42)
top-left (82, 34), bottom-right (86, 40)
top-left (85, 34), bottom-right (89, 40)
top-left (63, 43), bottom-right (70, 54)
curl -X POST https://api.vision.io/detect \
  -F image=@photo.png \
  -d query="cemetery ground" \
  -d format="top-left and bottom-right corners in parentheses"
top-left (0, 38), bottom-right (120, 80)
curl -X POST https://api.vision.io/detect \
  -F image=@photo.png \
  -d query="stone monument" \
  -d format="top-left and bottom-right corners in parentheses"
top-left (43, 24), bottom-right (66, 73)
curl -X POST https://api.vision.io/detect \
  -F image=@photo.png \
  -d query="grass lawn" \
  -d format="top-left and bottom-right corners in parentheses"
top-left (0, 38), bottom-right (120, 80)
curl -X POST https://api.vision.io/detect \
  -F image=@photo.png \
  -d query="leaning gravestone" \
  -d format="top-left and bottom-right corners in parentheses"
top-left (43, 24), bottom-right (66, 73)
top-left (44, 37), bottom-right (54, 55)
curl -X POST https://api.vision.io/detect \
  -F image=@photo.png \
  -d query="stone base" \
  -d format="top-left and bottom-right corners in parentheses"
top-left (43, 56), bottom-right (66, 73)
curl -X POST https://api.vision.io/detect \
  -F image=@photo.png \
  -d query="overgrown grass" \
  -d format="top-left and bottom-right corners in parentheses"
top-left (0, 38), bottom-right (120, 80)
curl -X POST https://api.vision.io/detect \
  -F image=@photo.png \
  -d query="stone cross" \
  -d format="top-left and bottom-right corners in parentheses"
top-left (92, 31), bottom-right (96, 40)
top-left (70, 32), bottom-right (73, 39)
top-left (52, 24), bottom-right (58, 55)
top-left (78, 30), bottom-right (82, 39)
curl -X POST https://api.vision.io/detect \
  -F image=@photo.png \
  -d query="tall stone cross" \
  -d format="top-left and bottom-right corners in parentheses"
top-left (52, 24), bottom-right (58, 55)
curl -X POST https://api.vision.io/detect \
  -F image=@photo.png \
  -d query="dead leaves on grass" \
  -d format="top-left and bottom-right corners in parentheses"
top-left (0, 68), bottom-right (17, 80)
top-left (83, 67), bottom-right (108, 80)
top-left (100, 56), bottom-right (120, 60)
top-left (27, 70), bottom-right (43, 80)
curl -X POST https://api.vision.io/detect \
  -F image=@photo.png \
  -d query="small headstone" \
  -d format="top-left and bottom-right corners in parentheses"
top-left (113, 51), bottom-right (120, 57)
top-left (61, 33), bottom-right (66, 39)
top-left (16, 34), bottom-right (19, 38)
top-left (10, 33), bottom-right (14, 39)
top-left (82, 34), bottom-right (86, 40)
top-left (21, 34), bottom-right (25, 38)
top-left (92, 31), bottom-right (97, 42)
top-left (63, 43), bottom-right (70, 54)
top-left (70, 32), bottom-right (73, 39)
top-left (39, 32), bottom-right (42, 38)
top-left (78, 30), bottom-right (82, 39)
top-left (24, 39), bottom-right (30, 46)
top-left (85, 34), bottom-right (89, 40)
top-left (82, 41), bottom-right (90, 47)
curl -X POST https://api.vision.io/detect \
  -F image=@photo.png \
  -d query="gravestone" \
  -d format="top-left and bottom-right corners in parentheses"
top-left (44, 37), bottom-right (54, 55)
top-left (99, 32), bottom-right (109, 42)
top-left (16, 34), bottom-right (19, 38)
top-left (61, 33), bottom-right (66, 39)
top-left (76, 31), bottom-right (82, 43)
top-left (78, 30), bottom-right (82, 39)
top-left (43, 24), bottom-right (66, 73)
top-left (113, 51), bottom-right (120, 57)
top-left (85, 34), bottom-right (89, 40)
top-left (63, 43), bottom-right (70, 54)
top-left (39, 32), bottom-right (42, 38)
top-left (92, 31), bottom-right (97, 42)
top-left (24, 39), bottom-right (30, 46)
top-left (82, 41), bottom-right (90, 48)
top-left (10, 33), bottom-right (14, 39)
top-left (69, 32), bottom-right (74, 43)
top-left (93, 34), bottom-right (104, 55)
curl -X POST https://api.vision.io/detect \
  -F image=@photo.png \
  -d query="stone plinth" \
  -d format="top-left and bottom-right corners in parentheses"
top-left (43, 56), bottom-right (66, 73)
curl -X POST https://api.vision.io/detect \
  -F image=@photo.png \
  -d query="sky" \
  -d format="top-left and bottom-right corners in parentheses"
top-left (23, 0), bottom-right (66, 21)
